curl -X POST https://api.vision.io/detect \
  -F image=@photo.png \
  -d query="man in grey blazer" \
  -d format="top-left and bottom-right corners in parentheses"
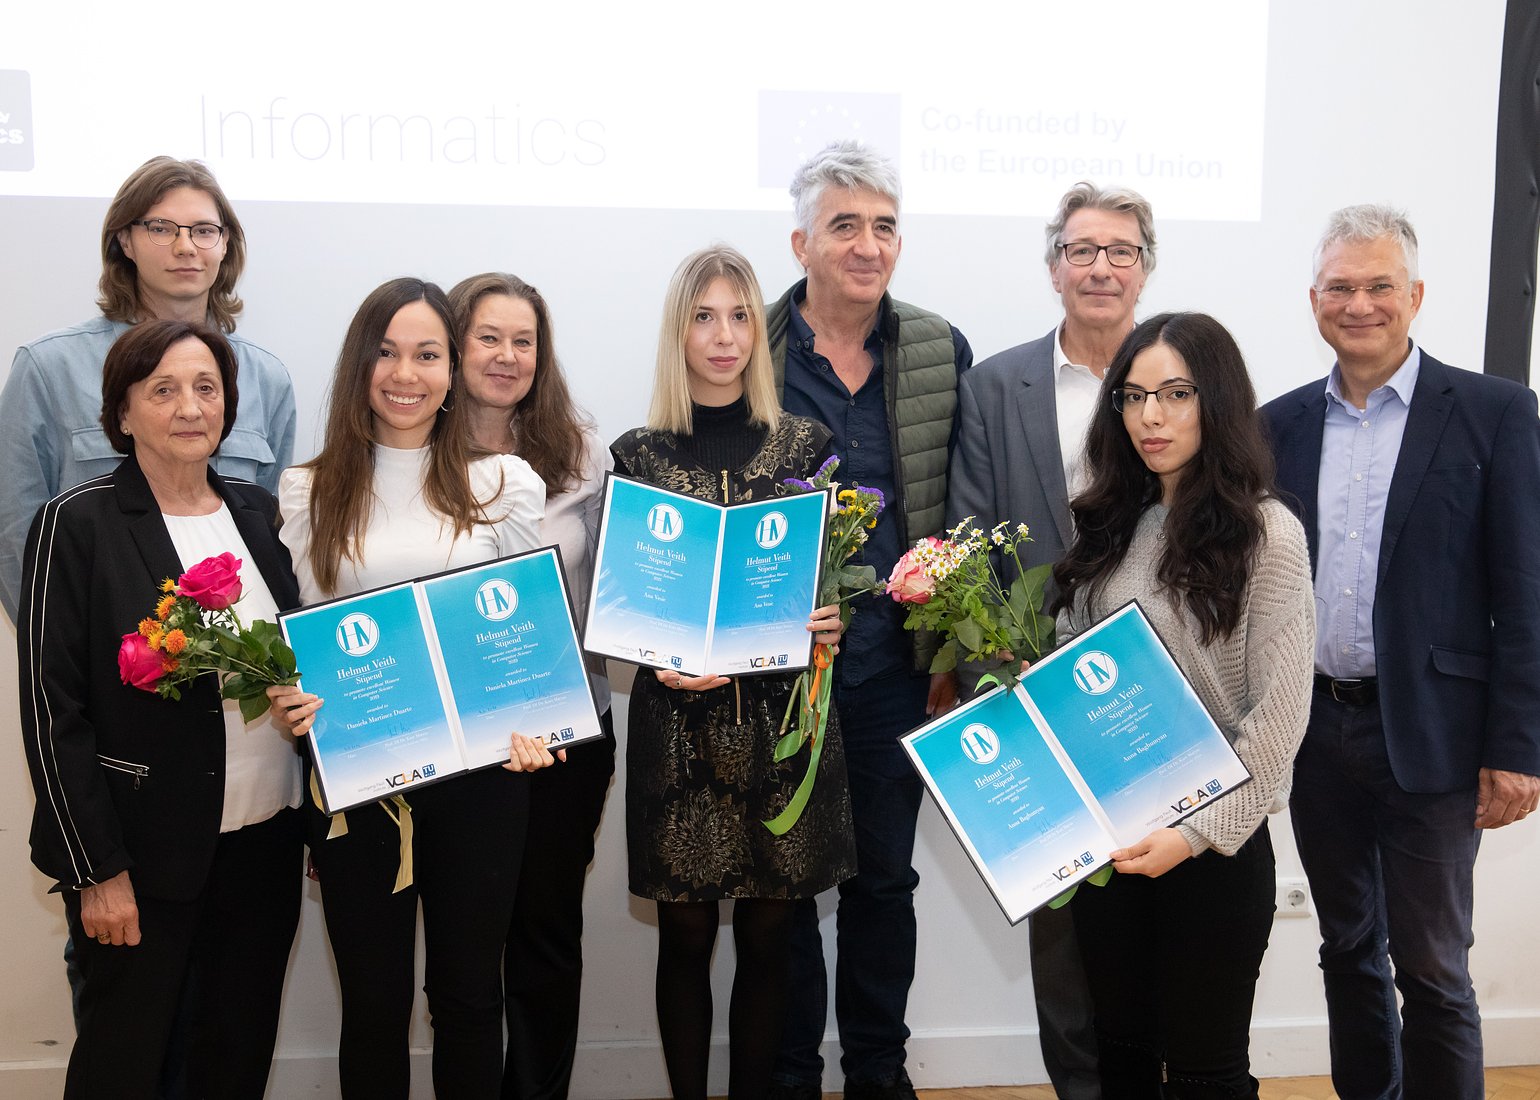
top-left (947, 181), bottom-right (1157, 1099)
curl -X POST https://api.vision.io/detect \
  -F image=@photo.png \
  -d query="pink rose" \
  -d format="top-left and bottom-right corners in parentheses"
top-left (118, 633), bottom-right (166, 691)
top-left (177, 553), bottom-right (243, 610)
top-left (887, 540), bottom-right (940, 605)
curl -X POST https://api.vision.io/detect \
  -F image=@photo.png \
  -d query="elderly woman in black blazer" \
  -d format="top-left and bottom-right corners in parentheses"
top-left (17, 320), bottom-right (305, 1100)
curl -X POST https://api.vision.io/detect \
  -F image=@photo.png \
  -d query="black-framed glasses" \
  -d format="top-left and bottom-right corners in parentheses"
top-left (132, 218), bottom-right (227, 250)
top-left (1111, 383), bottom-right (1199, 413)
top-left (1058, 241), bottom-right (1143, 268)
top-left (1314, 282), bottom-right (1407, 303)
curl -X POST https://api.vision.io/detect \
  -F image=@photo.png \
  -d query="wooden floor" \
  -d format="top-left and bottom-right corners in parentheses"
top-left (904, 1063), bottom-right (1540, 1100)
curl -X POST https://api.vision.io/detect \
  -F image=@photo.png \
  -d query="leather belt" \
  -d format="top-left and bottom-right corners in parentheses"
top-left (1314, 673), bottom-right (1377, 707)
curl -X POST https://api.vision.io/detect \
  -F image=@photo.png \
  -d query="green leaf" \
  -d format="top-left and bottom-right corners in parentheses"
top-left (955, 616), bottom-right (984, 654)
top-left (238, 691), bottom-right (273, 723)
top-left (1087, 864), bottom-right (1115, 887)
top-left (1020, 563), bottom-right (1054, 606)
top-left (928, 639), bottom-right (958, 674)
top-left (1046, 885), bottom-right (1078, 909)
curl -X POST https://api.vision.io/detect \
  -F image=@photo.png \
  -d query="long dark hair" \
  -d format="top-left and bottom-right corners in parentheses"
top-left (447, 272), bottom-right (591, 494)
top-left (302, 277), bottom-right (495, 596)
top-left (1051, 312), bottom-right (1276, 643)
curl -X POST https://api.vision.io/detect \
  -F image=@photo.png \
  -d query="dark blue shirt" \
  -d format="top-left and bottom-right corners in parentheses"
top-left (781, 287), bottom-right (972, 687)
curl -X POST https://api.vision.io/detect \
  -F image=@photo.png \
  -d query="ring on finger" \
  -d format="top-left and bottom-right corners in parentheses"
top-left (97, 933), bottom-right (110, 943)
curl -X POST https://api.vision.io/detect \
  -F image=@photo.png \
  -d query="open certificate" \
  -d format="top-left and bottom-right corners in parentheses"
top-left (901, 602), bottom-right (1251, 923)
top-left (280, 548), bottom-right (605, 814)
top-left (584, 475), bottom-right (829, 676)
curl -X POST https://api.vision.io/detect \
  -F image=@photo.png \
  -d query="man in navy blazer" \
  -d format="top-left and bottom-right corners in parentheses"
top-left (948, 181), bottom-right (1158, 1100)
top-left (1263, 205), bottom-right (1540, 1100)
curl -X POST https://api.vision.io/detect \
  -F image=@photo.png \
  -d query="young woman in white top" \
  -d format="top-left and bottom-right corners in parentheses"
top-left (267, 277), bottom-right (553, 1100)
top-left (449, 271), bottom-right (616, 1098)
top-left (1051, 312), bottom-right (1314, 1100)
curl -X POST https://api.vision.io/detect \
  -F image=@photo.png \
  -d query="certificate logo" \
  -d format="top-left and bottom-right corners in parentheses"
top-left (754, 511), bottom-right (788, 549)
top-left (959, 722), bottom-right (1000, 765)
top-left (1072, 650), bottom-right (1118, 695)
top-left (336, 612), bottom-right (380, 657)
top-left (647, 503), bottom-right (684, 542)
top-left (475, 578), bottom-right (519, 621)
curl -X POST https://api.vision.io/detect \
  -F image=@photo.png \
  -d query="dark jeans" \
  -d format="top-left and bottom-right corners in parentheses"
top-left (63, 806), bottom-right (303, 1100)
top-left (1291, 692), bottom-right (1483, 1100)
top-left (776, 669), bottom-right (928, 1087)
top-left (502, 710), bottom-right (616, 1100)
top-left (1071, 822), bottom-right (1276, 1100)
top-left (310, 765), bottom-right (529, 1100)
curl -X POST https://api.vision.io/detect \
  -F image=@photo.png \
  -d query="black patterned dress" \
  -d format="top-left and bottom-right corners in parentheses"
top-left (612, 405), bottom-right (857, 902)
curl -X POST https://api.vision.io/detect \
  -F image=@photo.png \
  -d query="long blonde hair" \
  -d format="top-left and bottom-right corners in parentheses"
top-left (648, 245), bottom-right (781, 434)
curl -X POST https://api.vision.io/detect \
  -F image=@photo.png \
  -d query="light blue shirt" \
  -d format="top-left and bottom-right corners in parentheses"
top-left (1313, 345), bottom-right (1420, 678)
top-left (0, 315), bottom-right (296, 621)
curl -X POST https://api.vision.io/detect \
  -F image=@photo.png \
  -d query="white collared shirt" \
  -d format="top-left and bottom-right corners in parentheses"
top-left (1053, 326), bottom-right (1105, 501)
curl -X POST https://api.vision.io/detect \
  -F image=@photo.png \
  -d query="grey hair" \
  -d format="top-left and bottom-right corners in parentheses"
top-left (1312, 204), bottom-right (1420, 283)
top-left (790, 140), bottom-right (902, 235)
top-left (1044, 181), bottom-right (1158, 274)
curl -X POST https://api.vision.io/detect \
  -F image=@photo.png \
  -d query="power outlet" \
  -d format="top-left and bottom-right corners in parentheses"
top-left (1275, 876), bottom-right (1313, 918)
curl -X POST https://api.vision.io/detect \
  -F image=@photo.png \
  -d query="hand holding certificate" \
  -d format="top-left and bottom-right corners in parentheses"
top-left (277, 547), bottom-right (605, 813)
top-left (902, 602), bottom-right (1251, 923)
top-left (584, 474), bottom-right (830, 677)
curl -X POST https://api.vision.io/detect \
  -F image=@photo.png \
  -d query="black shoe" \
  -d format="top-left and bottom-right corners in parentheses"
top-left (767, 1081), bottom-right (822, 1100)
top-left (841, 1071), bottom-right (917, 1100)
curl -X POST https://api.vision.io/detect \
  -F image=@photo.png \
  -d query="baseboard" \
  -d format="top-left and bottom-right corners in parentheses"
top-left (3, 1015), bottom-right (1536, 1098)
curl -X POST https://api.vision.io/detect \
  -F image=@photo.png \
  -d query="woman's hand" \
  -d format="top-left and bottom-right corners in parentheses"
top-left (266, 683), bottom-right (322, 736)
top-left (654, 668), bottom-right (730, 692)
top-left (806, 603), bottom-right (844, 652)
top-left (1109, 828), bottom-right (1194, 878)
top-left (504, 731), bottom-right (565, 772)
top-left (81, 870), bottom-right (141, 947)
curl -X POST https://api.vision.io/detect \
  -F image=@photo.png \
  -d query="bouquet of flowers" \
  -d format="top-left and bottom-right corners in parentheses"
top-left (886, 516), bottom-right (1057, 692)
top-left (117, 552), bottom-right (299, 722)
top-left (764, 455), bottom-right (887, 835)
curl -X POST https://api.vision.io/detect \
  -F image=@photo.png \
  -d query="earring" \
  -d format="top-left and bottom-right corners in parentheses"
top-left (120, 423), bottom-right (131, 436)
top-left (440, 392), bottom-right (455, 413)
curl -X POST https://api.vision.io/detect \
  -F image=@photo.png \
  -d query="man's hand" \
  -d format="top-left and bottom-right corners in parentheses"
top-left (1474, 767), bottom-right (1540, 829)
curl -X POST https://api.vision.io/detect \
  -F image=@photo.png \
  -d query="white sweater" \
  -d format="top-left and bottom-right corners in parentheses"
top-left (279, 445), bottom-right (545, 603)
top-left (1061, 498), bottom-right (1315, 856)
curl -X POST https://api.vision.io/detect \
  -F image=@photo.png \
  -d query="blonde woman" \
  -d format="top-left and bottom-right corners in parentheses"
top-left (611, 246), bottom-right (856, 1099)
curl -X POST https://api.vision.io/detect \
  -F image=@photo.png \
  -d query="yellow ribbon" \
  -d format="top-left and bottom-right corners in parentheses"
top-left (308, 770), bottom-right (415, 892)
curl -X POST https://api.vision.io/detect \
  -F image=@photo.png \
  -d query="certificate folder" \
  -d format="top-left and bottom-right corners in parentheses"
top-left (584, 474), bottom-right (830, 677)
top-left (279, 547), bottom-right (605, 814)
top-left (901, 602), bottom-right (1252, 924)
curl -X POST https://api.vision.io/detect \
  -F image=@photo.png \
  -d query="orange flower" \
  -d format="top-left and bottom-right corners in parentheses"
top-left (146, 629), bottom-right (164, 650)
top-left (155, 594), bottom-right (176, 621)
top-left (162, 629), bottom-right (188, 656)
top-left (160, 578), bottom-right (176, 594)
top-left (138, 617), bottom-right (158, 639)
top-left (161, 657), bottom-right (180, 674)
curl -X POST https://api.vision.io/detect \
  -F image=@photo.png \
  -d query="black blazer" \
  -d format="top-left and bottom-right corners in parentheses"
top-left (1263, 351), bottom-right (1540, 792)
top-left (17, 455), bottom-right (300, 901)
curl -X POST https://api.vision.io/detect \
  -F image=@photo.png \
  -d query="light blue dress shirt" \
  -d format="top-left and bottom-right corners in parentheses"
top-left (1313, 345), bottom-right (1420, 678)
top-left (0, 315), bottom-right (296, 621)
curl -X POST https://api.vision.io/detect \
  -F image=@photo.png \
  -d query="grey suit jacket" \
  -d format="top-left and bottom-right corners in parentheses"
top-left (947, 329), bottom-right (1072, 570)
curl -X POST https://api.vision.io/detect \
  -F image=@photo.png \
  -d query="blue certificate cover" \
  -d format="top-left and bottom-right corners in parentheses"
top-left (902, 602), bottom-right (1251, 923)
top-left (585, 475), bottom-right (828, 676)
top-left (281, 548), bottom-right (604, 813)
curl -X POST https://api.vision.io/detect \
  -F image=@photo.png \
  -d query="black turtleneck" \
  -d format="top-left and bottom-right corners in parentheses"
top-left (680, 395), bottom-right (766, 473)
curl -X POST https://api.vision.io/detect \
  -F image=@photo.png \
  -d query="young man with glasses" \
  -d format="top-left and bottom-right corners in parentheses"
top-left (947, 180), bottom-right (1158, 1100)
top-left (0, 156), bottom-right (295, 622)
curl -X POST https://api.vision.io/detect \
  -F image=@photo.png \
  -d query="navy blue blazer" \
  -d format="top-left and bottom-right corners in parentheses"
top-left (17, 455), bottom-right (300, 900)
top-left (1262, 350), bottom-right (1540, 792)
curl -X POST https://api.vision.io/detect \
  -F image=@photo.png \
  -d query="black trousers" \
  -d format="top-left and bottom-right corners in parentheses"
top-left (309, 765), bottom-right (529, 1100)
top-left (1071, 822), bottom-right (1276, 1100)
top-left (502, 710), bottom-right (616, 1099)
top-left (63, 806), bottom-right (304, 1100)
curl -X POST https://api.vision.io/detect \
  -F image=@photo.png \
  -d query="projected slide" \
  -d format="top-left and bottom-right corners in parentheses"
top-left (0, 1), bottom-right (1266, 219)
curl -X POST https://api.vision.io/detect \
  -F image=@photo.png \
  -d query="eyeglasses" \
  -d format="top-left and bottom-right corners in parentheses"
top-left (1111, 383), bottom-right (1199, 413)
top-left (1058, 242), bottom-right (1143, 268)
top-left (1314, 282), bottom-right (1407, 303)
top-left (131, 218), bottom-right (227, 250)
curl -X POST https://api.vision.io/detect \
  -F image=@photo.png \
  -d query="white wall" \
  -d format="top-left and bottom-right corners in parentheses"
top-left (2, 2), bottom-right (1537, 1095)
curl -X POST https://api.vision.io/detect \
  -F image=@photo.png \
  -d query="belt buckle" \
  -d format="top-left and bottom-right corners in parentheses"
top-left (1331, 678), bottom-right (1361, 705)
